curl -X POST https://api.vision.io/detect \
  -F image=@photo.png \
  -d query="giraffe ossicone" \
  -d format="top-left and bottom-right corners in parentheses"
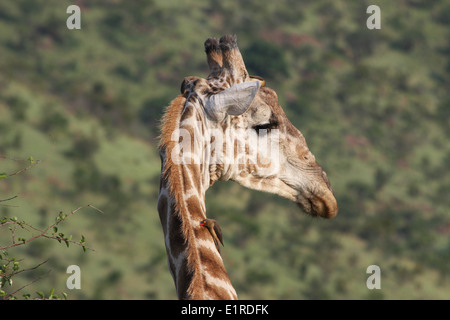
top-left (158, 34), bottom-right (338, 300)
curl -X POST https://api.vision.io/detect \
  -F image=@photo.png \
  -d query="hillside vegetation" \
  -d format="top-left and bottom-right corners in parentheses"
top-left (0, 0), bottom-right (449, 299)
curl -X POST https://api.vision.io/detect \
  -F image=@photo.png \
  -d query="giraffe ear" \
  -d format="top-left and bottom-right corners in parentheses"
top-left (205, 81), bottom-right (260, 121)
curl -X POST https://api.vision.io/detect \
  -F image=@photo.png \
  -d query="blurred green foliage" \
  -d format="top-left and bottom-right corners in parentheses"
top-left (0, 0), bottom-right (449, 299)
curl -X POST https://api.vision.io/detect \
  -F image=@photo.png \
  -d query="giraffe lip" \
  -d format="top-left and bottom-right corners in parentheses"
top-left (296, 190), bottom-right (338, 219)
top-left (296, 198), bottom-right (317, 217)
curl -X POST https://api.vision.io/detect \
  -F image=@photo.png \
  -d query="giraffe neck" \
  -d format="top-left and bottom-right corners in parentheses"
top-left (158, 95), bottom-right (237, 300)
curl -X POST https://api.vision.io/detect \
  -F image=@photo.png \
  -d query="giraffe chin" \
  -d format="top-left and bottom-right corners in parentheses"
top-left (296, 190), bottom-right (338, 219)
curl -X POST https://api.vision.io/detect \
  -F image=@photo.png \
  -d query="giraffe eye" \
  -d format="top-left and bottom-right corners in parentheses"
top-left (253, 122), bottom-right (278, 133)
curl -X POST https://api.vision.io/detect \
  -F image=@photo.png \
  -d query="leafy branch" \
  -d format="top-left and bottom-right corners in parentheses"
top-left (0, 154), bottom-right (103, 299)
top-left (0, 204), bottom-right (103, 299)
top-left (0, 155), bottom-right (40, 180)
top-left (0, 204), bottom-right (103, 252)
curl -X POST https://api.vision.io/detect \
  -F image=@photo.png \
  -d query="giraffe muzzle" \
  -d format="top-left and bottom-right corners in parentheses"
top-left (297, 187), bottom-right (338, 219)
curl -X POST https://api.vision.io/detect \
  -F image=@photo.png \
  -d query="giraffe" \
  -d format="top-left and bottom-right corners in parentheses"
top-left (157, 35), bottom-right (338, 300)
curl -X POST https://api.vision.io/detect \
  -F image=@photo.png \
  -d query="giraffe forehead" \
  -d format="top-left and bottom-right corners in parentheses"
top-left (258, 86), bottom-right (278, 103)
top-left (183, 79), bottom-right (291, 135)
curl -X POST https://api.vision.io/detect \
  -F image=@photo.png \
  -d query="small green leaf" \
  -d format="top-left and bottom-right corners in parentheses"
top-left (53, 227), bottom-right (58, 233)
top-left (62, 292), bottom-right (68, 300)
top-left (29, 156), bottom-right (35, 164)
top-left (58, 211), bottom-right (66, 220)
top-left (36, 291), bottom-right (45, 299)
top-left (0, 172), bottom-right (7, 180)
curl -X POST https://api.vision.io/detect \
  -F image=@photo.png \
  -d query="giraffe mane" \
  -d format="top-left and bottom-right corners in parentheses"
top-left (158, 94), bottom-right (208, 299)
top-left (159, 94), bottom-right (185, 205)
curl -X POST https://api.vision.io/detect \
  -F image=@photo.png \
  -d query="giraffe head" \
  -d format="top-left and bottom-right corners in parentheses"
top-left (178, 35), bottom-right (338, 219)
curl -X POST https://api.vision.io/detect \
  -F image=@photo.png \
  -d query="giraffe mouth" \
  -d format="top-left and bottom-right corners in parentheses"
top-left (296, 189), bottom-right (338, 219)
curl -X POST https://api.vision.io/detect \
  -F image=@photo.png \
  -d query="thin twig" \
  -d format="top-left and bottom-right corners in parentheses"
top-left (0, 195), bottom-right (19, 203)
top-left (0, 195), bottom-right (19, 207)
top-left (87, 204), bottom-right (105, 215)
top-left (0, 204), bottom-right (19, 208)
top-left (7, 269), bottom-right (52, 298)
top-left (6, 160), bottom-right (41, 178)
top-left (10, 259), bottom-right (49, 277)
